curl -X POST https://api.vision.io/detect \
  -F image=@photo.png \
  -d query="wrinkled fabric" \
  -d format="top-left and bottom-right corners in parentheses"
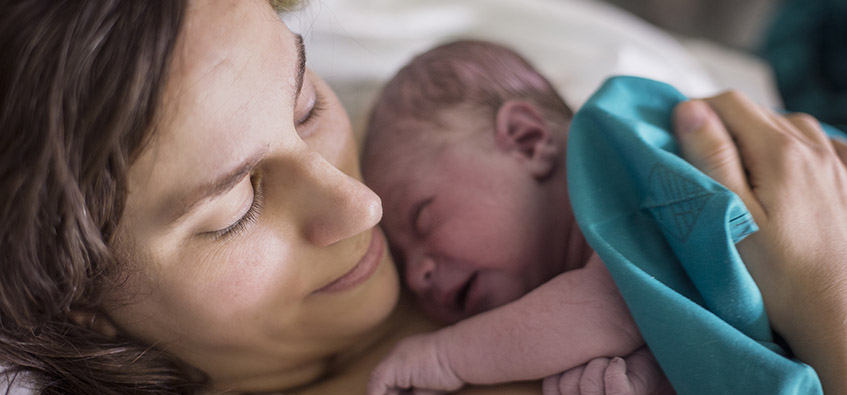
top-left (568, 76), bottom-right (844, 394)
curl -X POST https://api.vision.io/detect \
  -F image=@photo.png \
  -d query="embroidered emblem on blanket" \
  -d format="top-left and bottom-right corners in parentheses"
top-left (642, 163), bottom-right (712, 243)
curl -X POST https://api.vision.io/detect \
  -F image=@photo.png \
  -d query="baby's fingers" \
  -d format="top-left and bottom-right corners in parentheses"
top-left (610, 347), bottom-right (675, 395)
top-left (580, 358), bottom-right (613, 395)
top-left (542, 374), bottom-right (563, 395)
top-left (367, 367), bottom-right (398, 395)
top-left (602, 357), bottom-right (631, 395)
top-left (544, 365), bottom-right (585, 394)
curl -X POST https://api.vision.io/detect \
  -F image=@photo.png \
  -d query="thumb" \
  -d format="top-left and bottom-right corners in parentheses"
top-left (603, 357), bottom-right (634, 395)
top-left (672, 100), bottom-right (758, 213)
top-left (617, 348), bottom-right (666, 394)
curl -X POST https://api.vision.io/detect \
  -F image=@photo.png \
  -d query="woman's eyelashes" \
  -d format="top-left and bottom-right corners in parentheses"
top-left (296, 91), bottom-right (325, 128)
top-left (200, 87), bottom-right (321, 242)
top-left (201, 89), bottom-right (319, 242)
top-left (207, 173), bottom-right (265, 240)
top-left (296, 94), bottom-right (322, 125)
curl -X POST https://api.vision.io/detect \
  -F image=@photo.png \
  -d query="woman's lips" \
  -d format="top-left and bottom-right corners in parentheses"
top-left (314, 228), bottom-right (385, 293)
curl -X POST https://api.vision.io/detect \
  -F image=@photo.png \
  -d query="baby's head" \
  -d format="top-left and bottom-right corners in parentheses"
top-left (362, 40), bottom-right (575, 323)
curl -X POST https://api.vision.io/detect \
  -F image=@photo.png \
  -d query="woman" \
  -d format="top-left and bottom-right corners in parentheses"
top-left (0, 0), bottom-right (844, 394)
top-left (0, 1), bottom-right (532, 393)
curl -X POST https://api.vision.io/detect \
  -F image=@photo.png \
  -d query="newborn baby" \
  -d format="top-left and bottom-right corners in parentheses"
top-left (362, 40), bottom-right (672, 394)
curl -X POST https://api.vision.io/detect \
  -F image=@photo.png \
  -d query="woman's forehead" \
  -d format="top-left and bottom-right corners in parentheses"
top-left (170, 0), bottom-right (295, 98)
top-left (125, 0), bottom-right (300, 229)
top-left (176, 3), bottom-right (266, 72)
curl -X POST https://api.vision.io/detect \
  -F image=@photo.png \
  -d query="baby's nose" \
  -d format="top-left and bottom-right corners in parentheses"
top-left (405, 254), bottom-right (436, 295)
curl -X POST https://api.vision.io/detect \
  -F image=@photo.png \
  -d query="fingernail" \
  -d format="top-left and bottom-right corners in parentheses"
top-left (675, 100), bottom-right (710, 134)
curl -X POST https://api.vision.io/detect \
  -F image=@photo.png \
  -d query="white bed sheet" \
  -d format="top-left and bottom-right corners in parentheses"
top-left (284, 0), bottom-right (781, 135)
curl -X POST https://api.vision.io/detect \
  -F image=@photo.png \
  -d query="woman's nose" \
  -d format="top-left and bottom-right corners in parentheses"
top-left (296, 148), bottom-right (383, 247)
top-left (405, 254), bottom-right (436, 294)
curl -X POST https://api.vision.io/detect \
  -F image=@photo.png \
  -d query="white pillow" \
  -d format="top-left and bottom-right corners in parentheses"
top-left (283, 0), bottom-right (748, 133)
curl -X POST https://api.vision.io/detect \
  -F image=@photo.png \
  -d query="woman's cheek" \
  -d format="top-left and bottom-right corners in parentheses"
top-left (184, 230), bottom-right (306, 321)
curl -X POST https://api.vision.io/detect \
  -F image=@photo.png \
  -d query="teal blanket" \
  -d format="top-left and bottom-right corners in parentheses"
top-left (568, 76), bottom-right (845, 394)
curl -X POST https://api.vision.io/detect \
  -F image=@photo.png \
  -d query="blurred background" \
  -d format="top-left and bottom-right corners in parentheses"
top-left (604, 0), bottom-right (846, 130)
top-left (288, 0), bottom-right (846, 133)
top-left (602, 0), bottom-right (780, 50)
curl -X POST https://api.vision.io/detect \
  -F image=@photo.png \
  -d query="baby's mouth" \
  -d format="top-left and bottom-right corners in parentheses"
top-left (453, 272), bottom-right (478, 313)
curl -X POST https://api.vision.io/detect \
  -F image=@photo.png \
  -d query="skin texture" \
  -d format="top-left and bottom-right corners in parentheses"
top-left (368, 255), bottom-right (648, 395)
top-left (103, 1), bottom-right (403, 391)
top-left (364, 96), bottom-right (666, 394)
top-left (92, 2), bottom-right (541, 394)
top-left (365, 102), bottom-right (586, 324)
top-left (672, 93), bottom-right (847, 395)
top-left (542, 346), bottom-right (673, 395)
top-left (288, 294), bottom-right (542, 395)
top-left (78, 1), bottom-right (844, 392)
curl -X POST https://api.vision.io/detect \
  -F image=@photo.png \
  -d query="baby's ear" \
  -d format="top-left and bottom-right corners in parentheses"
top-left (494, 100), bottom-right (559, 179)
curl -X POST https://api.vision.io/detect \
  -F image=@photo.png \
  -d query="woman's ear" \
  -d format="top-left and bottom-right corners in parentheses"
top-left (494, 100), bottom-right (559, 179)
top-left (70, 310), bottom-right (120, 338)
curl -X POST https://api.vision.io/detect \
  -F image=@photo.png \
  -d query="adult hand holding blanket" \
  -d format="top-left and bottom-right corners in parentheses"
top-left (672, 92), bottom-right (847, 395)
top-left (568, 76), bottom-right (846, 394)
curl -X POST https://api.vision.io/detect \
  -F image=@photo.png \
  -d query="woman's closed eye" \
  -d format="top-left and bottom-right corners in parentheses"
top-left (294, 79), bottom-right (325, 138)
top-left (199, 83), bottom-right (322, 242)
top-left (205, 173), bottom-right (265, 240)
top-left (296, 92), bottom-right (324, 127)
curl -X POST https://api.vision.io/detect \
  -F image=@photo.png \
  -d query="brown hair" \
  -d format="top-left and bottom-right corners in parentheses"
top-left (363, 39), bottom-right (572, 157)
top-left (0, 1), bottom-right (204, 393)
top-left (2, 1), bottom-right (304, 393)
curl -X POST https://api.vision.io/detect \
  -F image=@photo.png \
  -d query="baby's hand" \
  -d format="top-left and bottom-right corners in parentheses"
top-left (542, 347), bottom-right (673, 395)
top-left (368, 332), bottom-right (464, 395)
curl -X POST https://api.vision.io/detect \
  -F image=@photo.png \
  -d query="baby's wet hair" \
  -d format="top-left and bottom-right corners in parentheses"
top-left (363, 39), bottom-right (572, 158)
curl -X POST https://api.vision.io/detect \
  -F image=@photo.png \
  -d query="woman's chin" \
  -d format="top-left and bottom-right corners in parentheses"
top-left (343, 246), bottom-right (402, 338)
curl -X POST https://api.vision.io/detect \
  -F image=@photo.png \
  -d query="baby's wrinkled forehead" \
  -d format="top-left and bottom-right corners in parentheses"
top-left (363, 117), bottom-right (445, 171)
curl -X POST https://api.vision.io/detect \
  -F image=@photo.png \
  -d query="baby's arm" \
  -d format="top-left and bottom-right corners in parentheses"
top-left (443, 253), bottom-right (642, 382)
top-left (368, 254), bottom-right (643, 394)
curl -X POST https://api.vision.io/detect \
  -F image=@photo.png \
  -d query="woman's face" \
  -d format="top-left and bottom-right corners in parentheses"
top-left (104, 0), bottom-right (399, 391)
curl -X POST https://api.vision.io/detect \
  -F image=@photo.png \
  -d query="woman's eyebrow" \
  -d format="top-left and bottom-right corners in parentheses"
top-left (162, 34), bottom-right (303, 228)
top-left (165, 150), bottom-right (267, 227)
